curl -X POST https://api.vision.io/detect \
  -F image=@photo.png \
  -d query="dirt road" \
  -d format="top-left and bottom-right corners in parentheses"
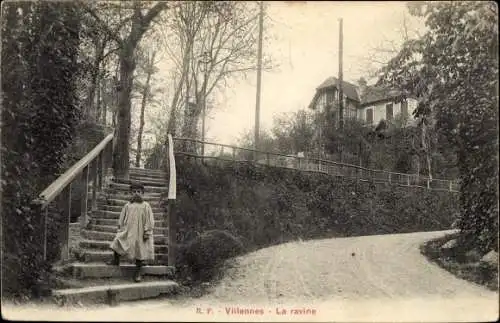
top-left (4, 230), bottom-right (499, 322)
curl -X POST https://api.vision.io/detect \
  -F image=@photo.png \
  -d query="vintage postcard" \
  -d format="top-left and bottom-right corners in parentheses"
top-left (1, 1), bottom-right (498, 322)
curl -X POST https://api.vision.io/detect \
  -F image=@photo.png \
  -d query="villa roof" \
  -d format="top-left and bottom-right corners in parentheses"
top-left (309, 76), bottom-right (408, 110)
top-left (317, 77), bottom-right (360, 102)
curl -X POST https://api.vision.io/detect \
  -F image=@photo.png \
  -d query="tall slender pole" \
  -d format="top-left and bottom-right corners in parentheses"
top-left (201, 52), bottom-right (209, 157)
top-left (254, 1), bottom-right (264, 160)
top-left (338, 18), bottom-right (344, 131)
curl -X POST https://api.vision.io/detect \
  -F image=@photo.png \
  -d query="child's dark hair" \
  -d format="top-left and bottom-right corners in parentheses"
top-left (130, 182), bottom-right (145, 192)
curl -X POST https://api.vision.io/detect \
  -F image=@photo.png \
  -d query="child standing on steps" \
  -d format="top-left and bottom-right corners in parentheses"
top-left (108, 182), bottom-right (155, 283)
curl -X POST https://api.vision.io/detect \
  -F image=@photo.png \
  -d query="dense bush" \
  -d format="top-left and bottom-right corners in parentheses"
top-left (176, 230), bottom-right (245, 282)
top-left (163, 155), bottom-right (459, 279)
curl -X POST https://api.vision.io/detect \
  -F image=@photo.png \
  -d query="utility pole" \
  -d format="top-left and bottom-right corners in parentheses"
top-left (254, 0), bottom-right (264, 160)
top-left (338, 18), bottom-right (344, 131)
top-left (200, 51), bottom-right (210, 157)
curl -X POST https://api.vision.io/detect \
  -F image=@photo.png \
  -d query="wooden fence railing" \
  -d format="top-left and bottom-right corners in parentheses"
top-left (31, 133), bottom-right (115, 262)
top-left (172, 137), bottom-right (460, 193)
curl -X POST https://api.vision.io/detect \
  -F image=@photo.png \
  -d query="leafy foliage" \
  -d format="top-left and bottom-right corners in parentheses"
top-left (2, 2), bottom-right (82, 298)
top-left (378, 1), bottom-right (499, 253)
top-left (164, 156), bottom-right (458, 267)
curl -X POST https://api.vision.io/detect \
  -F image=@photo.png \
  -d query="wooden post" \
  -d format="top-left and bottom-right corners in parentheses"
top-left (254, 0), bottom-right (264, 159)
top-left (98, 151), bottom-right (104, 191)
top-left (167, 134), bottom-right (177, 268)
top-left (266, 152), bottom-right (270, 166)
top-left (43, 206), bottom-right (48, 261)
top-left (407, 175), bottom-right (410, 186)
top-left (167, 202), bottom-right (176, 267)
top-left (58, 184), bottom-right (72, 262)
top-left (427, 178), bottom-right (431, 189)
top-left (91, 159), bottom-right (98, 211)
top-left (449, 180), bottom-right (453, 192)
top-left (80, 166), bottom-right (90, 229)
top-left (338, 18), bottom-right (344, 130)
top-left (388, 173), bottom-right (392, 184)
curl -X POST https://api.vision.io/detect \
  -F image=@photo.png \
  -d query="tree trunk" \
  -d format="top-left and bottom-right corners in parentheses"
top-left (96, 67), bottom-right (102, 123)
top-left (111, 2), bottom-right (167, 179)
top-left (101, 78), bottom-right (107, 125)
top-left (114, 45), bottom-right (135, 180)
top-left (166, 36), bottom-right (194, 138)
top-left (86, 43), bottom-right (104, 122)
top-left (421, 118), bottom-right (432, 179)
top-left (135, 70), bottom-right (152, 167)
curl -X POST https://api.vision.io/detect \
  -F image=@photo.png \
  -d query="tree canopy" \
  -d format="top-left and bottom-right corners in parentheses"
top-left (378, 1), bottom-right (498, 253)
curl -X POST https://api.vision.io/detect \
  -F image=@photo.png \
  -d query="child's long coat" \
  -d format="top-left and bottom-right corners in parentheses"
top-left (110, 201), bottom-right (155, 261)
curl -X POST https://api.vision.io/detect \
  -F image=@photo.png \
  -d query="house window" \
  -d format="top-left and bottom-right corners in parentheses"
top-left (386, 103), bottom-right (393, 120)
top-left (326, 91), bottom-right (335, 104)
top-left (317, 93), bottom-right (327, 110)
top-left (366, 108), bottom-right (373, 124)
top-left (401, 100), bottom-right (408, 118)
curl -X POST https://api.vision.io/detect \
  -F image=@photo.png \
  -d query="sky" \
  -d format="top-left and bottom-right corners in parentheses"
top-left (139, 1), bottom-right (425, 149)
top-left (201, 1), bottom-right (425, 146)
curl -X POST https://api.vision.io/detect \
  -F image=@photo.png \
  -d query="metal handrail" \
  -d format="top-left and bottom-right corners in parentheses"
top-left (172, 137), bottom-right (459, 193)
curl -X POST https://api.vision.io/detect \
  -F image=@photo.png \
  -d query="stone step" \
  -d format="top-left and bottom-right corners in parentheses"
top-left (114, 177), bottom-right (167, 188)
top-left (130, 167), bottom-right (167, 176)
top-left (89, 224), bottom-right (168, 235)
top-left (97, 198), bottom-right (163, 208)
top-left (103, 187), bottom-right (165, 196)
top-left (52, 280), bottom-right (178, 306)
top-left (129, 173), bottom-right (167, 181)
top-left (80, 239), bottom-right (168, 252)
top-left (54, 262), bottom-right (175, 279)
top-left (91, 210), bottom-right (166, 220)
top-left (99, 194), bottom-right (163, 202)
top-left (107, 182), bottom-right (168, 193)
top-left (79, 249), bottom-right (168, 263)
top-left (81, 232), bottom-right (168, 246)
top-left (99, 205), bottom-right (164, 213)
top-left (92, 218), bottom-right (168, 227)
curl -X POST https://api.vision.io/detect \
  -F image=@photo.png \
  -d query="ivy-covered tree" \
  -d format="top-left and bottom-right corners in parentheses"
top-left (2, 2), bottom-right (82, 297)
top-left (378, 1), bottom-right (499, 253)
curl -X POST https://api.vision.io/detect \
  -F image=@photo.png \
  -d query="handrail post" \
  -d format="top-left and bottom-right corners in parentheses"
top-left (58, 183), bottom-right (72, 262)
top-left (407, 175), bottom-right (410, 186)
top-left (388, 172), bottom-right (392, 184)
top-left (98, 151), bottom-right (104, 191)
top-left (427, 178), bottom-right (431, 189)
top-left (80, 166), bottom-right (90, 229)
top-left (91, 159), bottom-right (98, 211)
top-left (43, 207), bottom-right (48, 261)
top-left (266, 152), bottom-right (270, 166)
top-left (167, 134), bottom-right (177, 269)
top-left (32, 201), bottom-right (48, 262)
top-left (449, 180), bottom-right (452, 192)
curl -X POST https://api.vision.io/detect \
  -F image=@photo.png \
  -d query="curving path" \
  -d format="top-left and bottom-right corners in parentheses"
top-left (4, 230), bottom-right (498, 322)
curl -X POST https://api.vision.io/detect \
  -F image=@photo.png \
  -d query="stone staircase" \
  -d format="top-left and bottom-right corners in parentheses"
top-left (52, 167), bottom-right (179, 306)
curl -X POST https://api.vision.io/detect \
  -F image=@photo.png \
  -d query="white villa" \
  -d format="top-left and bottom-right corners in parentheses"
top-left (308, 76), bottom-right (419, 127)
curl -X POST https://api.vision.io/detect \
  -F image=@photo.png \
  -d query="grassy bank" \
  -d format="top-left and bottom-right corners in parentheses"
top-left (420, 233), bottom-right (498, 291)
top-left (165, 156), bottom-right (459, 253)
